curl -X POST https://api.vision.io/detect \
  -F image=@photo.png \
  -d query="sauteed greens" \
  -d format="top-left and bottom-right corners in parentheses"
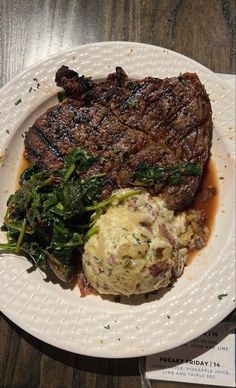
top-left (0, 149), bottom-right (107, 282)
top-left (132, 162), bottom-right (202, 186)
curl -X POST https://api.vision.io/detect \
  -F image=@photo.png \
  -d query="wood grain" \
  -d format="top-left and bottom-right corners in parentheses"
top-left (0, 0), bottom-right (235, 387)
top-left (0, 0), bottom-right (235, 88)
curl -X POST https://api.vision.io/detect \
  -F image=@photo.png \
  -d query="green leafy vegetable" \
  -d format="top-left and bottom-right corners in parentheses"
top-left (0, 148), bottom-right (107, 282)
top-left (62, 148), bottom-right (93, 179)
top-left (20, 165), bottom-right (40, 184)
top-left (132, 162), bottom-right (202, 186)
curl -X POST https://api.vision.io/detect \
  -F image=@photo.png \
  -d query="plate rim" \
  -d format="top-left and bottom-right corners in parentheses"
top-left (0, 40), bottom-right (234, 94)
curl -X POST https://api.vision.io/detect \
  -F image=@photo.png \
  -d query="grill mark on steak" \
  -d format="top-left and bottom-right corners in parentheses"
top-left (153, 95), bottom-right (200, 131)
top-left (92, 80), bottom-right (197, 154)
top-left (88, 72), bottom-right (211, 169)
top-left (32, 125), bottom-right (65, 160)
top-left (33, 122), bottom-right (75, 157)
top-left (24, 127), bottom-right (64, 170)
top-left (24, 66), bottom-right (213, 210)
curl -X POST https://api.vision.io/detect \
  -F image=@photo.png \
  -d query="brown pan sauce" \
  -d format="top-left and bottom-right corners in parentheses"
top-left (187, 158), bottom-right (219, 263)
top-left (192, 158), bottom-right (218, 230)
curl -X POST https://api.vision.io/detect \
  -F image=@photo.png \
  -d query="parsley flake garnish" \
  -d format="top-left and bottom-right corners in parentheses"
top-left (15, 99), bottom-right (22, 105)
top-left (28, 87), bottom-right (33, 93)
top-left (104, 324), bottom-right (110, 330)
top-left (127, 99), bottom-right (138, 108)
top-left (167, 315), bottom-right (171, 319)
top-left (218, 293), bottom-right (228, 300)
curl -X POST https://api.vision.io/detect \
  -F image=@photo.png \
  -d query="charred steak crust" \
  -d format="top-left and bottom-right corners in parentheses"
top-left (24, 66), bottom-right (212, 210)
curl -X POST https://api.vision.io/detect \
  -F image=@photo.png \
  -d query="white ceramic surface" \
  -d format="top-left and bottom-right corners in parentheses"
top-left (0, 42), bottom-right (235, 358)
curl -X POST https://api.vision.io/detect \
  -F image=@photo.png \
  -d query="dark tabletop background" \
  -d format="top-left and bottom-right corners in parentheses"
top-left (0, 1), bottom-right (235, 387)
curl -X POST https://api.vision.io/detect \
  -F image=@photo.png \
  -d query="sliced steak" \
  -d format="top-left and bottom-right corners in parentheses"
top-left (24, 67), bottom-right (213, 210)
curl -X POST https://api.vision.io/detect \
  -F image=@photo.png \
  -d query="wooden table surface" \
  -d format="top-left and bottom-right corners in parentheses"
top-left (0, 1), bottom-right (235, 387)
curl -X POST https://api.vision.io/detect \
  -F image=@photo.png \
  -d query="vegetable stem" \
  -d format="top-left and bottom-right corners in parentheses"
top-left (85, 225), bottom-right (99, 240)
top-left (64, 164), bottom-right (76, 180)
top-left (16, 218), bottom-right (27, 252)
top-left (0, 242), bottom-right (17, 250)
top-left (4, 219), bottom-right (33, 234)
top-left (85, 190), bottom-right (140, 211)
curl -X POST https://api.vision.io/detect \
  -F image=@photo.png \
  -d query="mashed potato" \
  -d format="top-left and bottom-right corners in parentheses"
top-left (82, 189), bottom-right (207, 296)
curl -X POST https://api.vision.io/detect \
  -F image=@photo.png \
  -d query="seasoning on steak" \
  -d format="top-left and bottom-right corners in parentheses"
top-left (24, 66), bottom-right (213, 210)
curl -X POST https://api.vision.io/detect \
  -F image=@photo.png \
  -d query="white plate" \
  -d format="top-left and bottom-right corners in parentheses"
top-left (0, 42), bottom-right (235, 358)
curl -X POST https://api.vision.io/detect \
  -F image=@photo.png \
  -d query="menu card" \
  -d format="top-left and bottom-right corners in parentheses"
top-left (146, 322), bottom-right (235, 387)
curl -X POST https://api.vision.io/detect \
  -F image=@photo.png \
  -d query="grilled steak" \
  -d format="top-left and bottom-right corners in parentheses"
top-left (24, 66), bottom-right (212, 210)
